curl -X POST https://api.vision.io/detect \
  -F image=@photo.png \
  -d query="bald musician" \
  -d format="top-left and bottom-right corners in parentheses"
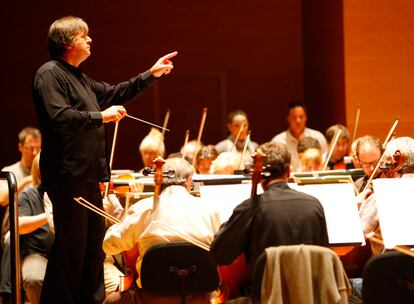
top-left (32, 15), bottom-right (176, 304)
top-left (354, 135), bottom-right (383, 192)
top-left (352, 137), bottom-right (414, 303)
top-left (358, 137), bottom-right (414, 255)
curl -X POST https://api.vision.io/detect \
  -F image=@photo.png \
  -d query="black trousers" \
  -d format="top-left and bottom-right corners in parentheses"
top-left (40, 180), bottom-right (105, 304)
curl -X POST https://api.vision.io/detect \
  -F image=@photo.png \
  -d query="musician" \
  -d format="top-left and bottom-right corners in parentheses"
top-left (210, 151), bottom-right (240, 174)
top-left (210, 142), bottom-right (329, 281)
top-left (271, 101), bottom-right (328, 172)
top-left (301, 148), bottom-right (323, 172)
top-left (102, 158), bottom-right (221, 303)
top-left (215, 110), bottom-right (258, 167)
top-left (348, 137), bottom-right (414, 303)
top-left (354, 135), bottom-right (383, 192)
top-left (359, 137), bottom-right (414, 255)
top-left (139, 128), bottom-right (165, 168)
top-left (195, 145), bottom-right (218, 174)
top-left (180, 139), bottom-right (202, 164)
top-left (17, 153), bottom-right (54, 304)
top-left (297, 136), bottom-right (322, 172)
top-left (32, 16), bottom-right (176, 304)
top-left (0, 127), bottom-right (41, 207)
top-left (297, 136), bottom-right (321, 155)
top-left (0, 127), bottom-right (41, 304)
top-left (325, 124), bottom-right (351, 170)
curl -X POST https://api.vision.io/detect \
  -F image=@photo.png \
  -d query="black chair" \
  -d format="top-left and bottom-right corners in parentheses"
top-left (140, 242), bottom-right (219, 304)
top-left (363, 251), bottom-right (414, 304)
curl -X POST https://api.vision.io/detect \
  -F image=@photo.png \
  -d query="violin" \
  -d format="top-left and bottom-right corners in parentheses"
top-left (100, 174), bottom-right (136, 198)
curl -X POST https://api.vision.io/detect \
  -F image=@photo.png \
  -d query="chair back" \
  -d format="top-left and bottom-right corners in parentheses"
top-left (141, 242), bottom-right (219, 297)
top-left (252, 244), bottom-right (350, 304)
top-left (363, 251), bottom-right (414, 304)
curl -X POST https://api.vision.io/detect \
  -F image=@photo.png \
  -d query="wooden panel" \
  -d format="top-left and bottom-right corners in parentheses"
top-left (344, 0), bottom-right (414, 139)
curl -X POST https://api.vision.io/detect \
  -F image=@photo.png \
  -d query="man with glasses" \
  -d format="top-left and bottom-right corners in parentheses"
top-left (0, 126), bottom-right (41, 304)
top-left (354, 135), bottom-right (383, 193)
top-left (0, 127), bottom-right (41, 206)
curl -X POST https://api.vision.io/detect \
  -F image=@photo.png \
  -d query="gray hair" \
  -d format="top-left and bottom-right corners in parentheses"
top-left (162, 158), bottom-right (195, 187)
top-left (384, 137), bottom-right (414, 168)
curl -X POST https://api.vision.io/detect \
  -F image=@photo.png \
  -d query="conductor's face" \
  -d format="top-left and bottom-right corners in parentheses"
top-left (69, 31), bottom-right (92, 63)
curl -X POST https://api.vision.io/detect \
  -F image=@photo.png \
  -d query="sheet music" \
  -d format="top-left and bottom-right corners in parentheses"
top-left (199, 184), bottom-right (263, 224)
top-left (289, 183), bottom-right (364, 245)
top-left (373, 178), bottom-right (414, 248)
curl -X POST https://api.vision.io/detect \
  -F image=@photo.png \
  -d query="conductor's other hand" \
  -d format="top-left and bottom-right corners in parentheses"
top-left (151, 51), bottom-right (178, 78)
top-left (102, 106), bottom-right (127, 123)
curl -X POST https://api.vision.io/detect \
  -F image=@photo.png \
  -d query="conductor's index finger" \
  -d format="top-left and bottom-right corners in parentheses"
top-left (161, 51), bottom-right (178, 61)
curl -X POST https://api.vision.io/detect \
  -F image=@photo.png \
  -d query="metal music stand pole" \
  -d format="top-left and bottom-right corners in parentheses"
top-left (0, 172), bottom-right (20, 304)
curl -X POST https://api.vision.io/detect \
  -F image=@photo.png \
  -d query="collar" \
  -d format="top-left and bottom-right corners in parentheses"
top-left (161, 185), bottom-right (190, 196)
top-left (264, 180), bottom-right (289, 191)
top-left (56, 58), bottom-right (83, 76)
top-left (286, 128), bottom-right (307, 142)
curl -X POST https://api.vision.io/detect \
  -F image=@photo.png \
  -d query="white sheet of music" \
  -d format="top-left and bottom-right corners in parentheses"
top-left (289, 183), bottom-right (365, 245)
top-left (373, 178), bottom-right (414, 249)
top-left (199, 184), bottom-right (263, 224)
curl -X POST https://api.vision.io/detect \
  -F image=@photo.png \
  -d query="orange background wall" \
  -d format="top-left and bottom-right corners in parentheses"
top-left (344, 0), bottom-right (414, 140)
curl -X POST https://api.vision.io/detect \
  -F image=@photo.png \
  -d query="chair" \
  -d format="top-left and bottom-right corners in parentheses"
top-left (363, 251), bottom-right (414, 304)
top-left (140, 242), bottom-right (219, 304)
top-left (251, 245), bottom-right (351, 304)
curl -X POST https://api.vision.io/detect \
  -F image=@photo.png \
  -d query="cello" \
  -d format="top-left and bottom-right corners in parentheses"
top-left (217, 149), bottom-right (265, 300)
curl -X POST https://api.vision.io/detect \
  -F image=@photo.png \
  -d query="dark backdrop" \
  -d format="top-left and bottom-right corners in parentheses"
top-left (0, 0), bottom-right (344, 170)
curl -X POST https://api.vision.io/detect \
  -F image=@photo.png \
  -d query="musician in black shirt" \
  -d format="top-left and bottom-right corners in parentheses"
top-left (210, 142), bottom-right (329, 280)
top-left (32, 16), bottom-right (176, 304)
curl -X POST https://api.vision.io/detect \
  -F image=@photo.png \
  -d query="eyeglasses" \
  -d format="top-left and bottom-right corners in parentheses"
top-left (358, 159), bottom-right (378, 168)
top-left (23, 145), bottom-right (41, 152)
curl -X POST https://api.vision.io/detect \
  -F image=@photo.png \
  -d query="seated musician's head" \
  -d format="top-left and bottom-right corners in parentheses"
top-left (356, 135), bottom-right (383, 178)
top-left (286, 101), bottom-right (307, 136)
top-left (210, 151), bottom-right (239, 174)
top-left (180, 140), bottom-right (202, 164)
top-left (382, 137), bottom-right (414, 178)
top-left (297, 136), bottom-right (321, 170)
top-left (259, 142), bottom-right (291, 187)
top-left (227, 110), bottom-right (249, 141)
top-left (301, 148), bottom-right (323, 172)
top-left (325, 124), bottom-right (350, 163)
top-left (139, 128), bottom-right (165, 167)
top-left (297, 137), bottom-right (321, 154)
top-left (162, 158), bottom-right (195, 190)
top-left (195, 145), bottom-right (219, 174)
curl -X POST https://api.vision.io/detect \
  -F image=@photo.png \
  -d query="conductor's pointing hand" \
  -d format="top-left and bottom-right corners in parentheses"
top-left (151, 51), bottom-right (178, 78)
